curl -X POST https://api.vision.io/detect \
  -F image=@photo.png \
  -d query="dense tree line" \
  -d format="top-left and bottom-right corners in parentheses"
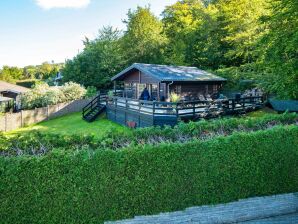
top-left (0, 62), bottom-right (63, 84)
top-left (61, 0), bottom-right (297, 99)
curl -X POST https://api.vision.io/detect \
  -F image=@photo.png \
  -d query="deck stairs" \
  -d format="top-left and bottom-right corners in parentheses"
top-left (82, 94), bottom-right (106, 122)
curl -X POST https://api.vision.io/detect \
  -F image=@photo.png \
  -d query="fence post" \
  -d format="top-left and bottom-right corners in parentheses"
top-left (47, 105), bottom-right (49, 120)
top-left (20, 110), bottom-right (23, 128)
top-left (125, 99), bottom-right (128, 124)
top-left (193, 102), bottom-right (195, 118)
top-left (5, 113), bottom-right (7, 132)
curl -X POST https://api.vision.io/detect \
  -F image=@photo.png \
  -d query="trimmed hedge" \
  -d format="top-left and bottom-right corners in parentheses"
top-left (0, 125), bottom-right (298, 223)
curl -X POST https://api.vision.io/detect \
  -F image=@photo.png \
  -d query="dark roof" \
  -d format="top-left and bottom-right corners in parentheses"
top-left (0, 81), bottom-right (30, 93)
top-left (111, 63), bottom-right (226, 82)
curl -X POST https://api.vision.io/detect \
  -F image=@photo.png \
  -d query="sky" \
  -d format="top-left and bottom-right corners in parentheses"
top-left (0, 0), bottom-right (177, 67)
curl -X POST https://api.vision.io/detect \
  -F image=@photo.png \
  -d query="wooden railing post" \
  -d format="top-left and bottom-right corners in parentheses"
top-left (193, 102), bottom-right (195, 118)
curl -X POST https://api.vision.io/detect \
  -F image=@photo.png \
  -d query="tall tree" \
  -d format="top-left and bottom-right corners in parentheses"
top-left (217, 0), bottom-right (269, 66)
top-left (259, 0), bottom-right (298, 99)
top-left (162, 0), bottom-right (206, 65)
top-left (190, 4), bottom-right (227, 69)
top-left (0, 66), bottom-right (24, 82)
top-left (63, 26), bottom-right (125, 89)
top-left (122, 6), bottom-right (167, 65)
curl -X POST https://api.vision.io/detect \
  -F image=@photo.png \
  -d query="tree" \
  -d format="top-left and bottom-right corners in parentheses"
top-left (162, 0), bottom-right (206, 65)
top-left (62, 26), bottom-right (125, 89)
top-left (190, 4), bottom-right (227, 69)
top-left (122, 6), bottom-right (167, 65)
top-left (258, 0), bottom-right (298, 99)
top-left (217, 0), bottom-right (269, 66)
top-left (0, 66), bottom-right (24, 82)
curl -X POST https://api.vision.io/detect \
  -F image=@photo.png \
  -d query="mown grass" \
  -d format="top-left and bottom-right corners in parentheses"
top-left (8, 112), bottom-right (128, 138)
top-left (7, 107), bottom-right (275, 138)
top-left (246, 107), bottom-right (277, 117)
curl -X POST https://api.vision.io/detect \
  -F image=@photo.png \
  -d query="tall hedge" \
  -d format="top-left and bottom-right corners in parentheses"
top-left (0, 125), bottom-right (298, 224)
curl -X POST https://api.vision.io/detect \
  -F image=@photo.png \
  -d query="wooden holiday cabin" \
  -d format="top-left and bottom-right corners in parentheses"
top-left (83, 63), bottom-right (264, 127)
top-left (111, 63), bottom-right (227, 101)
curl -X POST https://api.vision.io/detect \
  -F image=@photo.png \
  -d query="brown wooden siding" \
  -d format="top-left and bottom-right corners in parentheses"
top-left (122, 70), bottom-right (159, 84)
top-left (123, 70), bottom-right (139, 82)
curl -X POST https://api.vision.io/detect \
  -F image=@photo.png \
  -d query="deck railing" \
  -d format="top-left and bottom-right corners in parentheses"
top-left (105, 96), bottom-right (264, 119)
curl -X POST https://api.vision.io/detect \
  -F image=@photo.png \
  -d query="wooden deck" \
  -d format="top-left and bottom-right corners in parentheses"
top-left (102, 96), bottom-right (264, 128)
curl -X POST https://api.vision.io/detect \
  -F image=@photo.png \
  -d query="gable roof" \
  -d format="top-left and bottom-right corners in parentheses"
top-left (111, 63), bottom-right (226, 82)
top-left (0, 81), bottom-right (30, 93)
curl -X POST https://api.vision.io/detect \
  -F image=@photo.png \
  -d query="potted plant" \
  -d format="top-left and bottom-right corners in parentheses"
top-left (169, 92), bottom-right (181, 114)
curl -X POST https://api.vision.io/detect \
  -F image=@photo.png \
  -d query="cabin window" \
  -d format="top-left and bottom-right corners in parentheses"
top-left (124, 83), bottom-right (137, 98)
top-left (150, 84), bottom-right (158, 100)
top-left (174, 85), bottom-right (182, 95)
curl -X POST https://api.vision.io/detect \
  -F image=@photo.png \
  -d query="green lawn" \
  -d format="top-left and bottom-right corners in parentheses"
top-left (246, 107), bottom-right (277, 117)
top-left (9, 112), bottom-right (128, 137)
top-left (8, 107), bottom-right (275, 137)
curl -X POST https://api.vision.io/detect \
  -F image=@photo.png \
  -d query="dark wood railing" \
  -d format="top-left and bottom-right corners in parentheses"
top-left (106, 96), bottom-right (264, 119)
top-left (82, 93), bottom-right (108, 118)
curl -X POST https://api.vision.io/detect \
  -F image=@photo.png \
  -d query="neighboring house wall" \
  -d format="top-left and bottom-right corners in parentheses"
top-left (0, 98), bottom-right (90, 132)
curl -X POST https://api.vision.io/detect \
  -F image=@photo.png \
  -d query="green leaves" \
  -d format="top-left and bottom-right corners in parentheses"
top-left (1, 125), bottom-right (297, 223)
top-left (122, 7), bottom-right (167, 65)
top-left (63, 26), bottom-right (125, 89)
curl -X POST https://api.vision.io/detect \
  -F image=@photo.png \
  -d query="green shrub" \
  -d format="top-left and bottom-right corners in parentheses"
top-left (16, 79), bottom-right (42, 88)
top-left (20, 82), bottom-right (86, 109)
top-left (85, 86), bottom-right (97, 98)
top-left (0, 125), bottom-right (297, 223)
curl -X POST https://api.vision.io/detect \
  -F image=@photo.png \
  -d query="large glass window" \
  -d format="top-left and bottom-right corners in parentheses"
top-left (150, 84), bottom-right (158, 100)
top-left (124, 83), bottom-right (137, 98)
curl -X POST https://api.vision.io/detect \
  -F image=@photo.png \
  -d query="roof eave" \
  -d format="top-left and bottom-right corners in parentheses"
top-left (111, 63), bottom-right (162, 82)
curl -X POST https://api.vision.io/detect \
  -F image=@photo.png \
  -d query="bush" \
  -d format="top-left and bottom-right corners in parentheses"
top-left (20, 82), bottom-right (86, 109)
top-left (85, 86), bottom-right (97, 98)
top-left (60, 82), bottom-right (87, 101)
top-left (0, 125), bottom-right (297, 223)
top-left (16, 79), bottom-right (43, 88)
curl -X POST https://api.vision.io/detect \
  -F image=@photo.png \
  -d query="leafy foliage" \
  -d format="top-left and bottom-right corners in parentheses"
top-left (62, 26), bottom-right (125, 89)
top-left (20, 82), bottom-right (86, 109)
top-left (122, 6), bottom-right (167, 65)
top-left (60, 1), bottom-right (296, 99)
top-left (0, 63), bottom-right (63, 83)
top-left (258, 0), bottom-right (298, 99)
top-left (0, 125), bottom-right (297, 223)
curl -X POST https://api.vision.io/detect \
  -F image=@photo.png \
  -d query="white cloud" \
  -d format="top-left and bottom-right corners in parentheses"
top-left (35, 0), bottom-right (90, 10)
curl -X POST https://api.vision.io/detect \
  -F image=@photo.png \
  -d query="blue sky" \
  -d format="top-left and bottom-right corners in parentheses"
top-left (0, 0), bottom-right (176, 67)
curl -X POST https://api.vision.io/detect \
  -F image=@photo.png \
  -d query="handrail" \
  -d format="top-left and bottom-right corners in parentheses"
top-left (106, 95), bottom-right (264, 118)
top-left (82, 94), bottom-right (102, 117)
